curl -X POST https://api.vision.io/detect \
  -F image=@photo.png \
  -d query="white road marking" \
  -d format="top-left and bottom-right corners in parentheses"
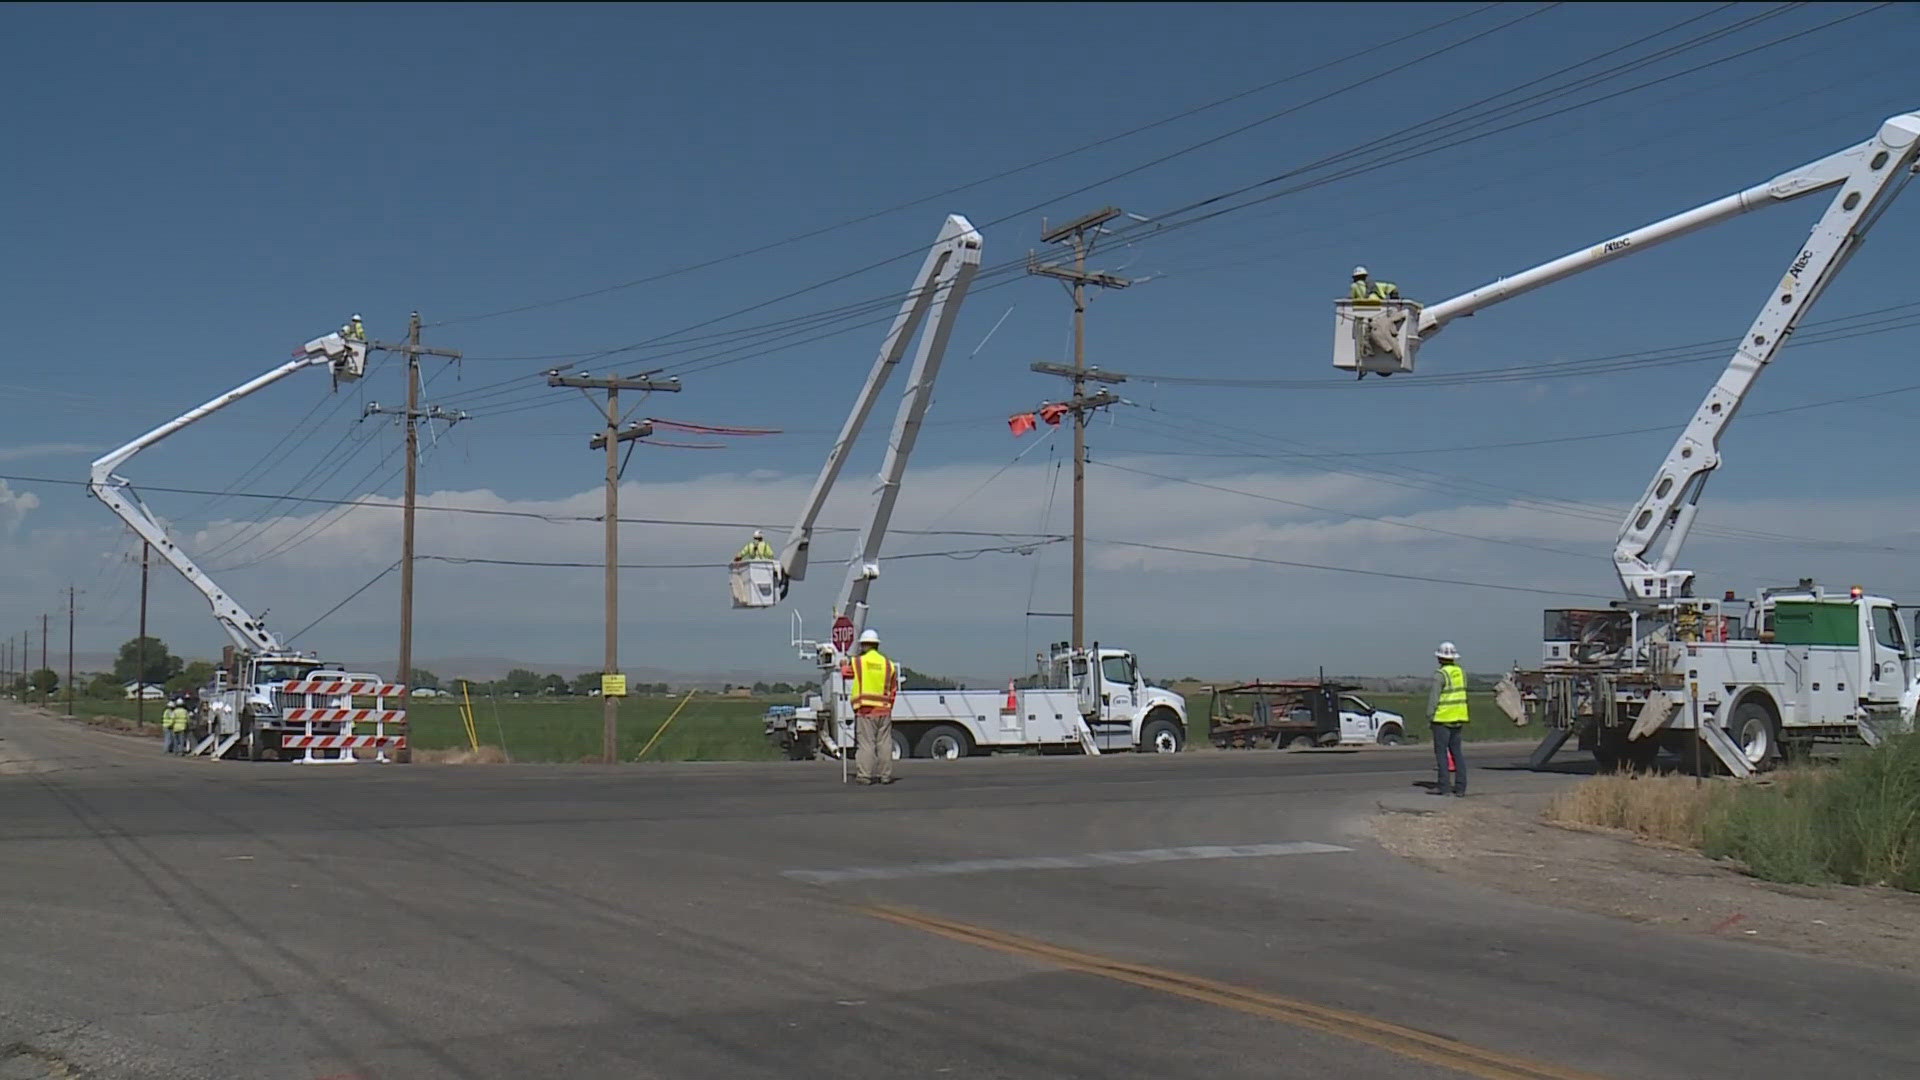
top-left (783, 841), bottom-right (1350, 884)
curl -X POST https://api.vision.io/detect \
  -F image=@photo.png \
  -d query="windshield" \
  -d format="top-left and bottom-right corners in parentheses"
top-left (256, 662), bottom-right (318, 684)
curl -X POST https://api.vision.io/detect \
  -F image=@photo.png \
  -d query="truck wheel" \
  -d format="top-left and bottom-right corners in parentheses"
top-left (915, 724), bottom-right (969, 760)
top-left (1375, 725), bottom-right (1404, 747)
top-left (1727, 700), bottom-right (1781, 771)
top-left (1139, 715), bottom-right (1185, 754)
top-left (1288, 735), bottom-right (1314, 750)
top-left (889, 727), bottom-right (912, 761)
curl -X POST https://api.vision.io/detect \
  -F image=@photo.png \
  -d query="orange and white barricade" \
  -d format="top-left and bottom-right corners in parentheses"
top-left (280, 678), bottom-right (408, 764)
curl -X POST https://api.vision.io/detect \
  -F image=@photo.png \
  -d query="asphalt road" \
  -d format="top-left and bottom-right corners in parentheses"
top-left (3, 703), bottom-right (1915, 1080)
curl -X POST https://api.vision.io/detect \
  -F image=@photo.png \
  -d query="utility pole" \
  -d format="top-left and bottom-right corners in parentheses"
top-left (367, 312), bottom-right (463, 763)
top-left (1026, 206), bottom-right (1131, 651)
top-left (41, 612), bottom-right (48, 679)
top-left (65, 587), bottom-right (76, 717)
top-left (547, 368), bottom-right (680, 763)
top-left (137, 541), bottom-right (150, 728)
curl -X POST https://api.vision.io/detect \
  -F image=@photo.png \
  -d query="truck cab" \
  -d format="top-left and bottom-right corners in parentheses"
top-left (1053, 644), bottom-right (1188, 753)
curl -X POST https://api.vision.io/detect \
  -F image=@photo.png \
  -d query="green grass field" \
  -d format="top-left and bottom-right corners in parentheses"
top-left (47, 685), bottom-right (1526, 762)
top-left (48, 692), bottom-right (779, 762)
top-left (409, 695), bottom-right (780, 763)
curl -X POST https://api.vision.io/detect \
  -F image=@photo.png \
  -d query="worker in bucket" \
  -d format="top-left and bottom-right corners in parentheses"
top-left (1350, 266), bottom-right (1406, 359)
top-left (341, 313), bottom-right (367, 342)
top-left (1350, 266), bottom-right (1401, 301)
top-left (1427, 642), bottom-right (1470, 796)
top-left (735, 529), bottom-right (775, 562)
top-left (843, 628), bottom-right (900, 785)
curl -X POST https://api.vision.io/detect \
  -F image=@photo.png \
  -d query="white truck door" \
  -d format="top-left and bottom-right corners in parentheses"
top-left (1864, 602), bottom-right (1908, 704)
top-left (1338, 694), bottom-right (1376, 742)
top-left (1096, 652), bottom-right (1137, 751)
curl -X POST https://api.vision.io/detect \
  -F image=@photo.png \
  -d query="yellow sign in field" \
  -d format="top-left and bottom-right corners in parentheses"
top-left (601, 673), bottom-right (628, 697)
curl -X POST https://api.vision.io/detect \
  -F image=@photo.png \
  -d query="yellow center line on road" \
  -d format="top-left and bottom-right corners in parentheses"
top-left (864, 905), bottom-right (1612, 1080)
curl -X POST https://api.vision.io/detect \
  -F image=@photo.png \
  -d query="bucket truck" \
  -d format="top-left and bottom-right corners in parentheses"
top-left (88, 332), bottom-right (406, 763)
top-left (745, 214), bottom-right (1187, 761)
top-left (1335, 109), bottom-right (1920, 775)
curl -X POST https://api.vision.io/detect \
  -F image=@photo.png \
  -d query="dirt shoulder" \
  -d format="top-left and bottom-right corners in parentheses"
top-left (1374, 789), bottom-right (1920, 973)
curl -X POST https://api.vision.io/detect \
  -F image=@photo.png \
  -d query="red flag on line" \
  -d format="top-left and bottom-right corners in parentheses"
top-left (1008, 412), bottom-right (1038, 436)
top-left (1039, 402), bottom-right (1070, 426)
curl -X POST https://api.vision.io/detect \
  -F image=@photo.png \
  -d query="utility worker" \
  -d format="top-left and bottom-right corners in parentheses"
top-left (1350, 266), bottom-right (1375, 301)
top-left (341, 313), bottom-right (367, 342)
top-left (842, 628), bottom-right (900, 785)
top-left (1427, 642), bottom-right (1469, 796)
top-left (1351, 266), bottom-right (1407, 360)
top-left (1349, 266), bottom-right (1401, 302)
top-left (735, 529), bottom-right (775, 562)
top-left (162, 697), bottom-right (189, 754)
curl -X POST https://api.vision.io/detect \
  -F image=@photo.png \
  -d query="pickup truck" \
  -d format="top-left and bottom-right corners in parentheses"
top-left (1207, 681), bottom-right (1407, 749)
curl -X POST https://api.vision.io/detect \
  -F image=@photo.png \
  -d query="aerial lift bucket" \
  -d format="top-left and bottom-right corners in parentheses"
top-left (1332, 299), bottom-right (1421, 377)
top-left (730, 560), bottom-right (781, 608)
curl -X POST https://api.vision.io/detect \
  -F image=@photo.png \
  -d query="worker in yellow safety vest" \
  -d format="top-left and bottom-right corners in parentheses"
top-left (840, 628), bottom-right (900, 785)
top-left (341, 313), bottom-right (367, 342)
top-left (1350, 266), bottom-right (1401, 301)
top-left (163, 698), bottom-right (190, 755)
top-left (1427, 641), bottom-right (1469, 796)
top-left (735, 529), bottom-right (775, 562)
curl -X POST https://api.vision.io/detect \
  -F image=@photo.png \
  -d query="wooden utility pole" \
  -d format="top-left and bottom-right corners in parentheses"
top-left (137, 541), bottom-right (150, 728)
top-left (368, 312), bottom-right (463, 763)
top-left (41, 612), bottom-right (48, 678)
top-left (65, 587), bottom-right (76, 717)
top-left (547, 369), bottom-right (680, 763)
top-left (1026, 207), bottom-right (1131, 651)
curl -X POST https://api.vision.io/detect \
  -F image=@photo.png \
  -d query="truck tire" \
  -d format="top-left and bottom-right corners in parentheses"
top-left (1139, 714), bottom-right (1185, 754)
top-left (1288, 735), bottom-right (1314, 750)
top-left (889, 726), bottom-right (912, 761)
top-left (1375, 725), bottom-right (1404, 747)
top-left (915, 724), bottom-right (969, 760)
top-left (1727, 699), bottom-right (1782, 771)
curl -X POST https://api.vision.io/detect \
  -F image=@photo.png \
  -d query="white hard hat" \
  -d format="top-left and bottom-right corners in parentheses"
top-left (1351, 265), bottom-right (1369, 278)
top-left (1436, 641), bottom-right (1459, 660)
top-left (351, 313), bottom-right (362, 320)
top-left (752, 530), bottom-right (764, 539)
top-left (858, 628), bottom-right (881, 645)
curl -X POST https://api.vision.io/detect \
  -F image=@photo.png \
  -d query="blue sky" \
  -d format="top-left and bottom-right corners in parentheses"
top-left (4, 2), bottom-right (1918, 682)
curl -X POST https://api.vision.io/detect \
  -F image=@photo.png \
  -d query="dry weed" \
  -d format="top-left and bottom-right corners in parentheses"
top-left (1546, 772), bottom-right (1722, 847)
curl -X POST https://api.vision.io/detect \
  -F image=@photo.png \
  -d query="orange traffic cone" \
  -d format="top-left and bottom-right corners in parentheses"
top-left (1447, 748), bottom-right (1457, 771)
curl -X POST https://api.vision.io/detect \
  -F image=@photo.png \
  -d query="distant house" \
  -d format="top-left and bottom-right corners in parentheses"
top-left (410, 687), bottom-right (446, 698)
top-left (726, 686), bottom-right (753, 697)
top-left (123, 683), bottom-right (166, 700)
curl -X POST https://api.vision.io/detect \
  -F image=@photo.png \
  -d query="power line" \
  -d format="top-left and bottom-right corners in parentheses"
top-left (537, 4), bottom-right (1828, 385)
top-left (415, 538), bottom-right (1064, 571)
top-left (439, 3), bottom-right (1570, 383)
top-left (422, 3), bottom-right (1509, 331)
top-left (286, 560), bottom-right (400, 643)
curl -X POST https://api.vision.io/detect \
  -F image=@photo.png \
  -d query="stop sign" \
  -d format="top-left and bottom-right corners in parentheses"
top-left (831, 615), bottom-right (855, 654)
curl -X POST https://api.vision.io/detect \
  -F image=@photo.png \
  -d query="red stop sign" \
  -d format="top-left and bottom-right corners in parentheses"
top-left (831, 616), bottom-right (855, 654)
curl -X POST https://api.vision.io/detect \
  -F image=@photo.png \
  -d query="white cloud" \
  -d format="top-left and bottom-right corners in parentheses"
top-left (0, 442), bottom-right (101, 463)
top-left (0, 480), bottom-right (40, 532)
top-left (5, 456), bottom-right (1915, 682)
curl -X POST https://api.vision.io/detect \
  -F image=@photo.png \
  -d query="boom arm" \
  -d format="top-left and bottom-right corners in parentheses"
top-left (1342, 110), bottom-right (1919, 599)
top-left (777, 214), bottom-right (984, 642)
top-left (88, 333), bottom-right (367, 653)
